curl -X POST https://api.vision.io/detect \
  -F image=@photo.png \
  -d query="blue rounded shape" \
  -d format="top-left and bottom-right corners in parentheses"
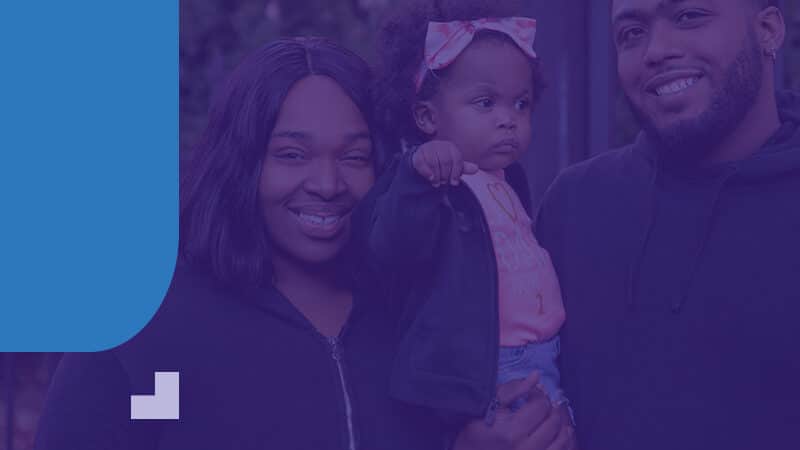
top-left (0, 0), bottom-right (178, 351)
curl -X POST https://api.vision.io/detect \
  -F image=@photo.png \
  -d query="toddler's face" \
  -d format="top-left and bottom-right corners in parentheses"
top-left (428, 37), bottom-right (535, 171)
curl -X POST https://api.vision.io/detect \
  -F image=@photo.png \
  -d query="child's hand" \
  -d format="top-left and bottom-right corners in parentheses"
top-left (411, 140), bottom-right (479, 187)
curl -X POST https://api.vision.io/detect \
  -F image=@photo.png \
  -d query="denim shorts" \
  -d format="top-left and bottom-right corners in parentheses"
top-left (497, 336), bottom-right (565, 407)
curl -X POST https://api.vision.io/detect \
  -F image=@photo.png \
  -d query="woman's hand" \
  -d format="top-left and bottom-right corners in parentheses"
top-left (451, 374), bottom-right (576, 450)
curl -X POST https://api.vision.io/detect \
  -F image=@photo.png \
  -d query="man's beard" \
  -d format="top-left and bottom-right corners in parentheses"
top-left (628, 34), bottom-right (763, 166)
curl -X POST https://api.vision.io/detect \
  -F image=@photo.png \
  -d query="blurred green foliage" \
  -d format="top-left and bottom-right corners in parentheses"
top-left (180, 0), bottom-right (800, 155)
top-left (179, 0), bottom-right (389, 154)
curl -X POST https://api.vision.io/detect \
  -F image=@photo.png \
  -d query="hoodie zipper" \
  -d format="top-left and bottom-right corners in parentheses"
top-left (327, 335), bottom-right (357, 450)
top-left (266, 288), bottom-right (359, 450)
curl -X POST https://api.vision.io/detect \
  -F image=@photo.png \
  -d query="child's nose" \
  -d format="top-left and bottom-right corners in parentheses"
top-left (496, 110), bottom-right (517, 130)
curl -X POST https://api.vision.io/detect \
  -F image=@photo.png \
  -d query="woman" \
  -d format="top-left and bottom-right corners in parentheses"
top-left (35, 37), bottom-right (563, 450)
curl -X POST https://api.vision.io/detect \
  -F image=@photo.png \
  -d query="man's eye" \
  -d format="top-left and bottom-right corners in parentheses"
top-left (619, 26), bottom-right (645, 45)
top-left (676, 10), bottom-right (707, 24)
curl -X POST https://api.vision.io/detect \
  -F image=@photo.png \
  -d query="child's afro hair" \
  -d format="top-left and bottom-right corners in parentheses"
top-left (373, 0), bottom-right (545, 150)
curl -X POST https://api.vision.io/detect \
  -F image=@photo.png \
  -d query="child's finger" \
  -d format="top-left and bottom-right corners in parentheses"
top-left (448, 146), bottom-right (464, 185)
top-left (422, 149), bottom-right (443, 186)
top-left (450, 157), bottom-right (463, 185)
top-left (413, 151), bottom-right (436, 182)
top-left (419, 163), bottom-right (436, 183)
top-left (436, 151), bottom-right (453, 186)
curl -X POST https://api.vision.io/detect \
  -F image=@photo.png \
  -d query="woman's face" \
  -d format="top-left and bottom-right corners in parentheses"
top-left (260, 75), bottom-right (375, 266)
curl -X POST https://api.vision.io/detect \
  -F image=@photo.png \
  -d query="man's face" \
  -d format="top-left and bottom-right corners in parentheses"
top-left (612, 0), bottom-right (764, 162)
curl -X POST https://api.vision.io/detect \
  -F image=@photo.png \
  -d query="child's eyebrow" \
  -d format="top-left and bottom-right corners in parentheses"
top-left (464, 83), bottom-right (498, 95)
top-left (516, 88), bottom-right (532, 97)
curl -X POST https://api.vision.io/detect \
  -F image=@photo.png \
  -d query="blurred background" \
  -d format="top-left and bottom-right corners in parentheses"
top-left (3, 0), bottom-right (800, 448)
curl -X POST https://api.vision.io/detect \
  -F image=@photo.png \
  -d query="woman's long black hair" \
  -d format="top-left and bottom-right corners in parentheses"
top-left (179, 37), bottom-right (378, 288)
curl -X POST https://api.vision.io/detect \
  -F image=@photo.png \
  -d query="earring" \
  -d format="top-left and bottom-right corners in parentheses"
top-left (766, 48), bottom-right (777, 62)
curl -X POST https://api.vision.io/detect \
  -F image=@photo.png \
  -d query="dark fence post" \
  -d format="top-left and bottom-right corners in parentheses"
top-left (526, 0), bottom-right (591, 208)
top-left (587, 0), bottom-right (615, 157)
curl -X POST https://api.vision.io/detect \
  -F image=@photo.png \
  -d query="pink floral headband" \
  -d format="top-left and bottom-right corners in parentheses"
top-left (414, 17), bottom-right (538, 93)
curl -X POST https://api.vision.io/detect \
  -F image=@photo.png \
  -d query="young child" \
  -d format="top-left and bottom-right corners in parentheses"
top-left (367, 0), bottom-right (573, 432)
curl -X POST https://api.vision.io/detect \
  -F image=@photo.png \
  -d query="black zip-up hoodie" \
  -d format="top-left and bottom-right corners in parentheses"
top-left (535, 92), bottom-right (800, 450)
top-left (365, 152), bottom-right (533, 420)
top-left (34, 264), bottom-right (444, 450)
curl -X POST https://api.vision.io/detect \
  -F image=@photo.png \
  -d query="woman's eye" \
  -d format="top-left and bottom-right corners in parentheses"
top-left (342, 150), bottom-right (372, 164)
top-left (274, 149), bottom-right (306, 161)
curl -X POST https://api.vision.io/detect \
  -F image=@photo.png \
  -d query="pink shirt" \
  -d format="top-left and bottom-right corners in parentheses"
top-left (462, 169), bottom-right (566, 346)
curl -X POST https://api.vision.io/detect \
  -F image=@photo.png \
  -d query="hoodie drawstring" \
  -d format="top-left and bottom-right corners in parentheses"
top-left (671, 168), bottom-right (736, 313)
top-left (626, 158), bottom-right (736, 313)
top-left (626, 161), bottom-right (660, 310)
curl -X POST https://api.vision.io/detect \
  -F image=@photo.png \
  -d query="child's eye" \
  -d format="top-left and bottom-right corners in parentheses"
top-left (515, 98), bottom-right (531, 111)
top-left (473, 98), bottom-right (495, 109)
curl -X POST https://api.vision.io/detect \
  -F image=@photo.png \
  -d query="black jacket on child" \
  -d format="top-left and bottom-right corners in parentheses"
top-left (364, 151), bottom-right (533, 419)
top-left (34, 264), bottom-right (444, 450)
top-left (535, 91), bottom-right (800, 450)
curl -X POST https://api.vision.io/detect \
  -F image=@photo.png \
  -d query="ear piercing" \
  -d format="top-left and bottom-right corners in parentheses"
top-left (766, 48), bottom-right (778, 62)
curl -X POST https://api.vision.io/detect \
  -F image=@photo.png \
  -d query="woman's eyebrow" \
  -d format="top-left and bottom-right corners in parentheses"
top-left (344, 131), bottom-right (371, 143)
top-left (337, 132), bottom-right (373, 152)
top-left (271, 130), bottom-right (311, 141)
top-left (272, 130), bottom-right (371, 148)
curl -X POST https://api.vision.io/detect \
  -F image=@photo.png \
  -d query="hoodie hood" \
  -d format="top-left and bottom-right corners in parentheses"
top-left (732, 91), bottom-right (800, 180)
top-left (626, 91), bottom-right (800, 312)
top-left (635, 91), bottom-right (800, 177)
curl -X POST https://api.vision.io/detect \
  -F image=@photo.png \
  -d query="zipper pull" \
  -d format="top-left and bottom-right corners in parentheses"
top-left (328, 336), bottom-right (342, 361)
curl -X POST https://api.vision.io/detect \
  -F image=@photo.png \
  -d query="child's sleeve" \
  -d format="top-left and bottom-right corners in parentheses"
top-left (365, 150), bottom-right (450, 272)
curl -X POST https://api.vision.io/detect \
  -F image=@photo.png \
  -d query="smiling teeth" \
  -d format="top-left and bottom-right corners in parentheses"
top-left (656, 77), bottom-right (698, 96)
top-left (297, 212), bottom-right (340, 226)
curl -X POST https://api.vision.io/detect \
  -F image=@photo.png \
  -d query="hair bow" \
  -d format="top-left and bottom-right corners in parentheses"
top-left (414, 17), bottom-right (538, 92)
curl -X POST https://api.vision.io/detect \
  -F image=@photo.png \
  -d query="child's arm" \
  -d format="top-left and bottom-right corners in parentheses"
top-left (366, 140), bottom-right (477, 270)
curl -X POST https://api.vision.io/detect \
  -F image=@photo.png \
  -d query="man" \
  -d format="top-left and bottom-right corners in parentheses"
top-left (536, 1), bottom-right (799, 449)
